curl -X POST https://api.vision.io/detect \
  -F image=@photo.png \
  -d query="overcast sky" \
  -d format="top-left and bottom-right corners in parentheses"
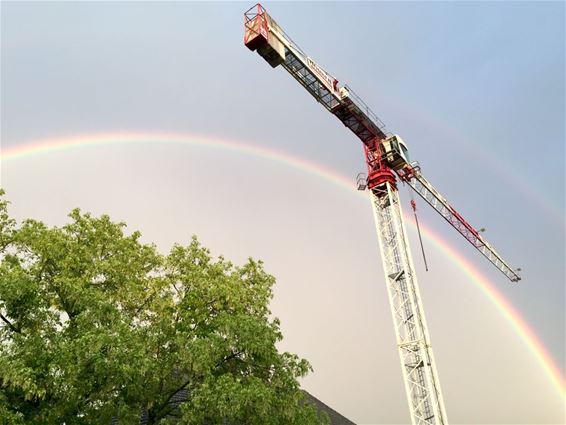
top-left (1, 1), bottom-right (564, 424)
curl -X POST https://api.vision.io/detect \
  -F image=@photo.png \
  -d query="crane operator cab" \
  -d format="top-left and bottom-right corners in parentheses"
top-left (382, 134), bottom-right (410, 171)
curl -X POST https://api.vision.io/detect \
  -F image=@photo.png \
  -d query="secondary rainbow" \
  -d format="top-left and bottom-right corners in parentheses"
top-left (2, 132), bottom-right (564, 399)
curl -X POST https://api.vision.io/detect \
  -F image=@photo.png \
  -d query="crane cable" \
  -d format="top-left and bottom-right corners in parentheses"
top-left (409, 190), bottom-right (429, 272)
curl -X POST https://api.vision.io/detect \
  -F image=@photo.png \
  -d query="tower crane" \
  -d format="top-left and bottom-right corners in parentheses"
top-left (243, 4), bottom-right (521, 425)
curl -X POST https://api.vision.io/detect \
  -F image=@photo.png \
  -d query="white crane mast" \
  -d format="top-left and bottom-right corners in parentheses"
top-left (244, 4), bottom-right (520, 424)
top-left (371, 181), bottom-right (447, 424)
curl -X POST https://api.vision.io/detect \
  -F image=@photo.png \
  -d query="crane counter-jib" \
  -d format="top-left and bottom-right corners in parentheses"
top-left (244, 3), bottom-right (389, 146)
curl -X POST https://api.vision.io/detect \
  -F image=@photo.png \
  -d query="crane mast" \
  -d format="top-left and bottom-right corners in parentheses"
top-left (244, 4), bottom-right (520, 424)
top-left (370, 178), bottom-right (447, 424)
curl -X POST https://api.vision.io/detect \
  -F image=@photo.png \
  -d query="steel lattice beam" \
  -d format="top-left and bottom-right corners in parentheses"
top-left (370, 182), bottom-right (448, 425)
top-left (405, 172), bottom-right (520, 282)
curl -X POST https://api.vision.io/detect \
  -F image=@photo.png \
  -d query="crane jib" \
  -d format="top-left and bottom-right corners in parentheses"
top-left (404, 172), bottom-right (521, 282)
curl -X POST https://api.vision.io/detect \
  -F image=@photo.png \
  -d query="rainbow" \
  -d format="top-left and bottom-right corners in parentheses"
top-left (423, 228), bottom-right (566, 399)
top-left (2, 132), bottom-right (564, 399)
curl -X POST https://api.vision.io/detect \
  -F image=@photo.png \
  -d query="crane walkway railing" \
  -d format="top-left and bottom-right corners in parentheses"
top-left (341, 84), bottom-right (390, 139)
top-left (267, 17), bottom-right (390, 144)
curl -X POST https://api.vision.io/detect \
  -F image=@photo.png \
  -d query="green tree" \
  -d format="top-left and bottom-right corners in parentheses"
top-left (0, 191), bottom-right (327, 424)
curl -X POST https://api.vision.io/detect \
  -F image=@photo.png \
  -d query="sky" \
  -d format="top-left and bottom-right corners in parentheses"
top-left (1, 1), bottom-right (564, 424)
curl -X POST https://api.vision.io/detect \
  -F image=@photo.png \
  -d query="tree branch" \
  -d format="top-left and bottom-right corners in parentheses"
top-left (152, 376), bottom-right (193, 421)
top-left (133, 290), bottom-right (157, 318)
top-left (150, 350), bottom-right (242, 422)
top-left (0, 313), bottom-right (20, 333)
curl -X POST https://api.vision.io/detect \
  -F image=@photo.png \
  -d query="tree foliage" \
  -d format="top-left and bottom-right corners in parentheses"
top-left (0, 191), bottom-right (327, 424)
